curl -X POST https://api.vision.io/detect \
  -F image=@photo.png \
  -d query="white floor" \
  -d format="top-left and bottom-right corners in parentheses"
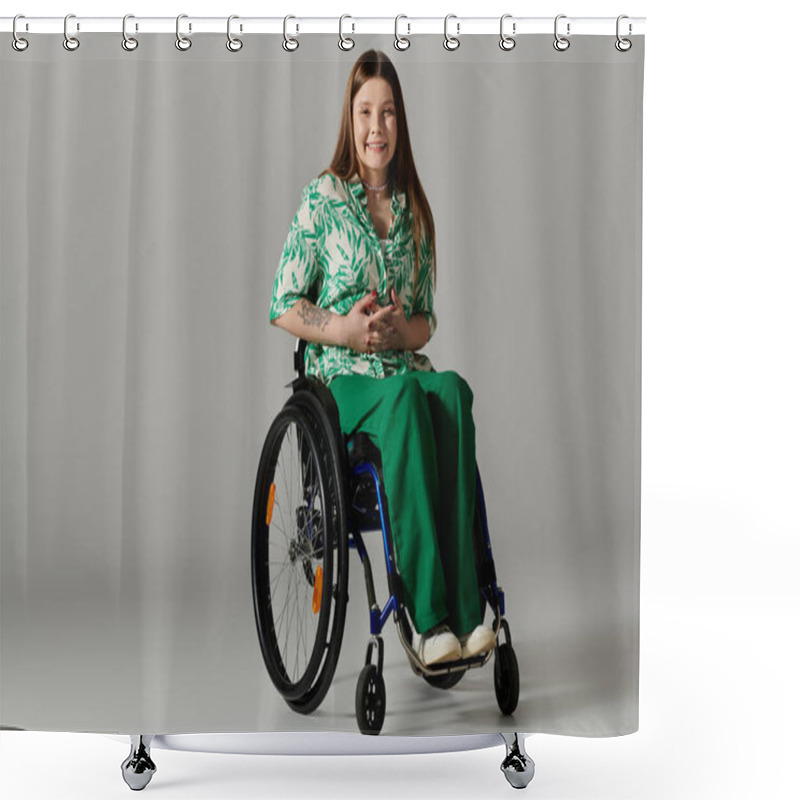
top-left (2, 596), bottom-right (798, 799)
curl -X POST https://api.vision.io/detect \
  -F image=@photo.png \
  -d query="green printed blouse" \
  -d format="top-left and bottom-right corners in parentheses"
top-left (270, 172), bottom-right (437, 385)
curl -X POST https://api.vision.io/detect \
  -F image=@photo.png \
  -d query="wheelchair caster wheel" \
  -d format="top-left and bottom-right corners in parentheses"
top-left (500, 733), bottom-right (535, 789)
top-left (494, 642), bottom-right (520, 715)
top-left (356, 663), bottom-right (386, 735)
top-left (121, 735), bottom-right (156, 791)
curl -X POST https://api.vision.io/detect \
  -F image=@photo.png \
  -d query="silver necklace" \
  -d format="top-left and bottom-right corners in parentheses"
top-left (361, 177), bottom-right (389, 193)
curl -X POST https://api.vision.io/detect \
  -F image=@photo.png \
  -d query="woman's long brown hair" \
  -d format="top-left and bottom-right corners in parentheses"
top-left (321, 49), bottom-right (436, 291)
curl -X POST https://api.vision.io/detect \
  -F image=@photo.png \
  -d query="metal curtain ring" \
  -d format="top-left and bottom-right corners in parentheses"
top-left (122, 14), bottom-right (138, 51)
top-left (63, 13), bottom-right (80, 51)
top-left (339, 15), bottom-right (355, 51)
top-left (227, 15), bottom-right (243, 52)
top-left (553, 14), bottom-right (570, 52)
top-left (443, 14), bottom-right (460, 51)
top-left (615, 14), bottom-right (632, 51)
top-left (12, 14), bottom-right (29, 52)
top-left (283, 15), bottom-right (299, 51)
top-left (394, 15), bottom-right (410, 51)
top-left (175, 14), bottom-right (192, 51)
top-left (499, 14), bottom-right (516, 51)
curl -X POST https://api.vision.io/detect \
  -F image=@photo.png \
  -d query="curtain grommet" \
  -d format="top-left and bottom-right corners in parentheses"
top-left (226, 15), bottom-right (243, 52)
top-left (175, 14), bottom-right (192, 51)
top-left (394, 15), bottom-right (410, 51)
top-left (553, 14), bottom-right (570, 52)
top-left (63, 13), bottom-right (80, 51)
top-left (12, 15), bottom-right (29, 51)
top-left (283, 15), bottom-right (299, 52)
top-left (122, 14), bottom-right (139, 51)
top-left (443, 14), bottom-right (460, 51)
top-left (615, 15), bottom-right (632, 51)
top-left (338, 15), bottom-right (355, 51)
top-left (499, 14), bottom-right (516, 51)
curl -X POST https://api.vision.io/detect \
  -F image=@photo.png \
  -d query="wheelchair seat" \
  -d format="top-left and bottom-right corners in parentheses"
top-left (346, 431), bottom-right (382, 471)
top-left (346, 432), bottom-right (385, 533)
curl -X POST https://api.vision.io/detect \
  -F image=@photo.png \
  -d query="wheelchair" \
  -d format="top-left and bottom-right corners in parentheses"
top-left (251, 340), bottom-right (520, 735)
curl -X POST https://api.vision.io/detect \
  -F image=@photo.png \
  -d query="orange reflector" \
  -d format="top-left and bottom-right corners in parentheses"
top-left (266, 483), bottom-right (276, 526)
top-left (312, 566), bottom-right (323, 615)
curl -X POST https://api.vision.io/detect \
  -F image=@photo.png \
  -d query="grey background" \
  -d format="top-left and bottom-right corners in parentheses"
top-left (0, 33), bottom-right (642, 736)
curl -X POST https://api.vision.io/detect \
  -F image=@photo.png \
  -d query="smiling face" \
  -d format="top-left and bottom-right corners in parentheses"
top-left (352, 77), bottom-right (398, 183)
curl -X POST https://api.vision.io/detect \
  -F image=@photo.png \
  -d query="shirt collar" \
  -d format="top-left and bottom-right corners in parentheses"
top-left (348, 172), bottom-right (407, 214)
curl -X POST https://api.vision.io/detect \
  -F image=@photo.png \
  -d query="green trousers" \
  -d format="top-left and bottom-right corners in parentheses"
top-left (329, 370), bottom-right (482, 637)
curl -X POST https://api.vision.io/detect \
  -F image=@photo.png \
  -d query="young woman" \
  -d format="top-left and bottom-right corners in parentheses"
top-left (270, 50), bottom-right (495, 667)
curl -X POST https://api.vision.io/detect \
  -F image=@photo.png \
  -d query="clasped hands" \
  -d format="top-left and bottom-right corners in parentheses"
top-left (344, 287), bottom-right (409, 354)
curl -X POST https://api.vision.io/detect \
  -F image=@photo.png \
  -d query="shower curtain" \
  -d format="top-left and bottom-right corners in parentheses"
top-left (0, 28), bottom-right (643, 737)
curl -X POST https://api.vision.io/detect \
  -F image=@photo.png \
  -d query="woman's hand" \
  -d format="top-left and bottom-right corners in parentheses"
top-left (341, 291), bottom-right (382, 353)
top-left (366, 288), bottom-right (410, 353)
top-left (341, 288), bottom-right (409, 353)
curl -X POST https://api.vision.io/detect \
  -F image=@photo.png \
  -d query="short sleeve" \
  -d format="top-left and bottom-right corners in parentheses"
top-left (270, 184), bottom-right (321, 322)
top-left (412, 228), bottom-right (437, 342)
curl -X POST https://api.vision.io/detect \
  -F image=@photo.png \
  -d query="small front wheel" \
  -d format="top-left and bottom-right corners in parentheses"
top-left (356, 664), bottom-right (386, 735)
top-left (494, 643), bottom-right (519, 716)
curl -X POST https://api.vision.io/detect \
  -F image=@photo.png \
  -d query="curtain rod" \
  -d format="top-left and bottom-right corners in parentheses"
top-left (1, 16), bottom-right (646, 36)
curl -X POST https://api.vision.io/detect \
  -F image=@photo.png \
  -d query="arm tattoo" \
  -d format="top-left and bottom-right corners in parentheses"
top-left (297, 298), bottom-right (332, 332)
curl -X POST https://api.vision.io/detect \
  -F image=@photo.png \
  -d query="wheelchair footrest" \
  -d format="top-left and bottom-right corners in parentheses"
top-left (403, 644), bottom-right (493, 678)
top-left (426, 654), bottom-right (487, 671)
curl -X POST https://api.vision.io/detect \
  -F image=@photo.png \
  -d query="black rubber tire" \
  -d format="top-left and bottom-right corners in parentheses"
top-left (356, 663), bottom-right (386, 735)
top-left (252, 398), bottom-right (348, 713)
top-left (423, 670), bottom-right (465, 690)
top-left (494, 642), bottom-right (520, 716)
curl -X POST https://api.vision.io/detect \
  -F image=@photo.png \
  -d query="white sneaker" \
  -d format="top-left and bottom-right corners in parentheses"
top-left (413, 624), bottom-right (462, 666)
top-left (459, 625), bottom-right (497, 659)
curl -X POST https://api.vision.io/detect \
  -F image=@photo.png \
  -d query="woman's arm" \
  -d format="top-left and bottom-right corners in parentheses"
top-left (395, 309), bottom-right (431, 352)
top-left (272, 293), bottom-right (388, 354)
top-left (272, 292), bottom-right (430, 354)
top-left (271, 297), bottom-right (342, 346)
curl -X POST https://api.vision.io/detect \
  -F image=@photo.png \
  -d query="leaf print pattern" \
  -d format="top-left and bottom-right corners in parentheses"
top-left (271, 172), bottom-right (437, 385)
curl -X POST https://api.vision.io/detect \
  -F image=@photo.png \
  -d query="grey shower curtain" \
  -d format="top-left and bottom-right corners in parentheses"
top-left (1, 31), bottom-right (643, 736)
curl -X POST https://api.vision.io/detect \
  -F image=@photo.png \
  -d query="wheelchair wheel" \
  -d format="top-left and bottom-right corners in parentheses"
top-left (252, 399), bottom-right (348, 713)
top-left (494, 642), bottom-right (520, 715)
top-left (356, 664), bottom-right (386, 735)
